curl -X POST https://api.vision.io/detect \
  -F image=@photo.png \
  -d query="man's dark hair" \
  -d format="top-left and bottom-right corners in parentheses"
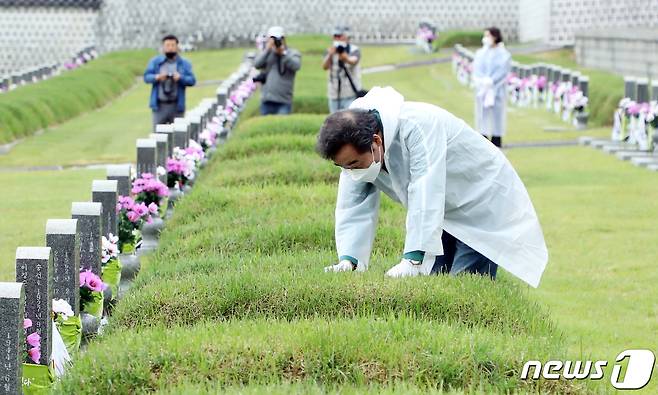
top-left (162, 34), bottom-right (179, 43)
top-left (486, 27), bottom-right (503, 44)
top-left (316, 109), bottom-right (382, 160)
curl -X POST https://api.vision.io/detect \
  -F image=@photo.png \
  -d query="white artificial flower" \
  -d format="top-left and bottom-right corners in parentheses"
top-left (52, 299), bottom-right (74, 320)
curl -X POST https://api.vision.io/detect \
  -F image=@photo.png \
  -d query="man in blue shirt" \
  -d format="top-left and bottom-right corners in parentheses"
top-left (144, 34), bottom-right (196, 131)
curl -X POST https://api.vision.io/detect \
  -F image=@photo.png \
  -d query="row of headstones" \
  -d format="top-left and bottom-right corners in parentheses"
top-left (0, 53), bottom-right (257, 394)
top-left (452, 44), bottom-right (590, 129)
top-left (578, 77), bottom-right (658, 172)
top-left (0, 47), bottom-right (98, 94)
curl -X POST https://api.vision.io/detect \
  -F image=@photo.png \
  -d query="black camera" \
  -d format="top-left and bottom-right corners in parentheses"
top-left (273, 37), bottom-right (282, 48)
top-left (334, 42), bottom-right (348, 54)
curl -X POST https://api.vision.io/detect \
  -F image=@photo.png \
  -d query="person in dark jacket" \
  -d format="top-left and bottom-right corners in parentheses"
top-left (144, 34), bottom-right (196, 130)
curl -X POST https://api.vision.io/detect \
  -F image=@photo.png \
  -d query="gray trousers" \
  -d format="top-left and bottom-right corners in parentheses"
top-left (152, 102), bottom-right (184, 131)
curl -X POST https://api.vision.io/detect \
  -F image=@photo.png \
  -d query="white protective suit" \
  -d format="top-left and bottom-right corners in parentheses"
top-left (472, 44), bottom-right (511, 137)
top-left (336, 87), bottom-right (548, 287)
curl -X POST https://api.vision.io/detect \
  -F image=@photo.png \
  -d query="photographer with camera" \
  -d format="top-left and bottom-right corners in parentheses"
top-left (144, 34), bottom-right (196, 131)
top-left (253, 26), bottom-right (302, 115)
top-left (322, 26), bottom-right (363, 113)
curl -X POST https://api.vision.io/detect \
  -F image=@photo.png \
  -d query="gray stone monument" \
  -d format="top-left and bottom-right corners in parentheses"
top-left (0, 282), bottom-right (24, 394)
top-left (187, 113), bottom-right (201, 142)
top-left (71, 202), bottom-right (103, 276)
top-left (561, 69), bottom-right (572, 84)
top-left (149, 133), bottom-right (169, 184)
top-left (571, 72), bottom-right (580, 87)
top-left (106, 164), bottom-right (131, 197)
top-left (92, 180), bottom-right (118, 237)
top-left (636, 78), bottom-right (649, 103)
top-left (155, 124), bottom-right (175, 157)
top-left (172, 119), bottom-right (189, 149)
top-left (136, 138), bottom-right (157, 177)
top-left (624, 77), bottom-right (637, 100)
top-left (216, 86), bottom-right (228, 107)
top-left (15, 247), bottom-right (52, 366)
top-left (45, 219), bottom-right (80, 316)
top-left (578, 76), bottom-right (589, 98)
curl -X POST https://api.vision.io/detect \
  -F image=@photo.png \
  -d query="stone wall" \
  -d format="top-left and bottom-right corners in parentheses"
top-left (575, 28), bottom-right (658, 79)
top-left (94, 0), bottom-right (520, 51)
top-left (0, 6), bottom-right (97, 74)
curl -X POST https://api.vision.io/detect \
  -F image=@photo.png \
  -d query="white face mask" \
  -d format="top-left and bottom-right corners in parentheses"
top-left (346, 144), bottom-right (382, 183)
top-left (482, 36), bottom-right (493, 48)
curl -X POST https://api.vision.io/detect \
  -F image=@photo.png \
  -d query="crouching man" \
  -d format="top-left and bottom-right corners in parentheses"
top-left (317, 87), bottom-right (548, 287)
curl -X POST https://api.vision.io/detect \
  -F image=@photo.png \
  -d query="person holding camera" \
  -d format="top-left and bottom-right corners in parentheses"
top-left (144, 34), bottom-right (196, 131)
top-left (322, 26), bottom-right (363, 113)
top-left (253, 26), bottom-right (302, 116)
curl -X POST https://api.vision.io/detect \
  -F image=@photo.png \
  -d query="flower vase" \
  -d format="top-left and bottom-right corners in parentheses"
top-left (140, 211), bottom-right (164, 252)
top-left (574, 111), bottom-right (589, 130)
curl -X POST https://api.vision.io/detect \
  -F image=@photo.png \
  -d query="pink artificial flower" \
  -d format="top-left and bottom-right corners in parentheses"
top-left (133, 203), bottom-right (148, 217)
top-left (26, 332), bottom-right (40, 347)
top-left (27, 347), bottom-right (41, 364)
top-left (126, 210), bottom-right (140, 223)
top-left (148, 202), bottom-right (159, 214)
top-left (141, 173), bottom-right (154, 180)
top-left (23, 318), bottom-right (32, 329)
top-left (86, 275), bottom-right (104, 292)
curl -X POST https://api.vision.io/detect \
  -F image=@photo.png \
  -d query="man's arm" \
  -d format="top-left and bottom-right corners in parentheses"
top-left (253, 49), bottom-right (270, 69)
top-left (143, 59), bottom-right (159, 83)
top-left (402, 119), bottom-right (447, 258)
top-left (281, 50), bottom-right (301, 72)
top-left (334, 170), bottom-right (381, 271)
top-left (180, 61), bottom-right (196, 87)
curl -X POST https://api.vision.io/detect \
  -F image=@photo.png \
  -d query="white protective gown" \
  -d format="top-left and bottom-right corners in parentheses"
top-left (472, 44), bottom-right (511, 137)
top-left (336, 87), bottom-right (548, 287)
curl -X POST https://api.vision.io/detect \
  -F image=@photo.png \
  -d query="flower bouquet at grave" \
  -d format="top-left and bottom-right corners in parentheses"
top-left (116, 196), bottom-right (151, 253)
top-left (612, 98), bottom-right (631, 141)
top-left (553, 82), bottom-right (567, 114)
top-left (79, 269), bottom-right (107, 318)
top-left (22, 318), bottom-right (55, 394)
top-left (536, 75), bottom-right (547, 102)
top-left (562, 86), bottom-right (581, 122)
top-left (625, 101), bottom-right (641, 145)
top-left (50, 299), bottom-right (73, 375)
top-left (186, 140), bottom-right (205, 166)
top-left (645, 101), bottom-right (658, 151)
top-left (52, 298), bottom-right (81, 356)
top-left (199, 126), bottom-right (218, 152)
top-left (100, 234), bottom-right (122, 300)
top-left (634, 102), bottom-right (651, 150)
top-left (569, 89), bottom-right (589, 129)
top-left (166, 147), bottom-right (196, 190)
top-left (132, 172), bottom-right (169, 218)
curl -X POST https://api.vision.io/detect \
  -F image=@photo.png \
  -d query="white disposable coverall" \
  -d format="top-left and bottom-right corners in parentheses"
top-left (336, 87), bottom-right (548, 287)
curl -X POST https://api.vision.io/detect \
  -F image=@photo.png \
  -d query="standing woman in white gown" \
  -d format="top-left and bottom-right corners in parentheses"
top-left (473, 27), bottom-right (511, 148)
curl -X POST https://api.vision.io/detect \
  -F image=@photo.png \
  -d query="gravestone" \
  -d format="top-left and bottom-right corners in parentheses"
top-left (71, 202), bottom-right (103, 276)
top-left (92, 180), bottom-right (118, 237)
top-left (538, 64), bottom-right (547, 77)
top-left (651, 81), bottom-right (658, 102)
top-left (155, 124), bottom-right (175, 157)
top-left (148, 133), bottom-right (169, 184)
top-left (172, 119), bottom-right (189, 149)
top-left (106, 164), bottom-right (131, 197)
top-left (571, 72), bottom-right (580, 87)
top-left (216, 86), bottom-right (228, 107)
top-left (0, 282), bottom-right (24, 394)
top-left (187, 113), bottom-right (202, 142)
top-left (624, 77), bottom-right (637, 100)
top-left (578, 76), bottom-right (589, 98)
top-left (136, 138), bottom-right (157, 176)
top-left (15, 247), bottom-right (53, 366)
top-left (45, 219), bottom-right (80, 315)
top-left (552, 67), bottom-right (562, 84)
top-left (561, 69), bottom-right (572, 84)
top-left (636, 78), bottom-right (649, 103)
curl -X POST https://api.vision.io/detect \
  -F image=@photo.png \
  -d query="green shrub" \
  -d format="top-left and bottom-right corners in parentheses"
top-left (435, 31), bottom-right (484, 49)
top-left (0, 50), bottom-right (152, 144)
